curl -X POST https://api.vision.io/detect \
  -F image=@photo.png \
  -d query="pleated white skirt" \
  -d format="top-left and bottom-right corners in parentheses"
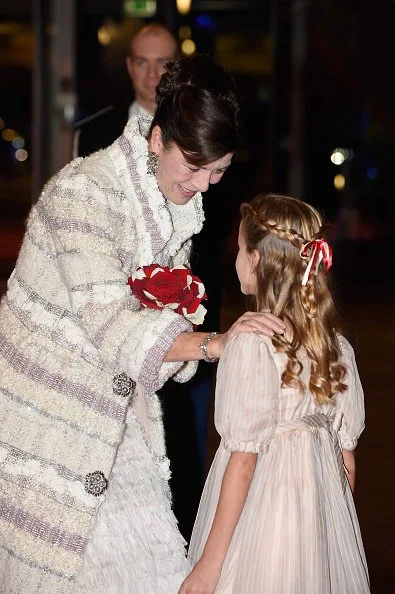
top-left (188, 415), bottom-right (370, 594)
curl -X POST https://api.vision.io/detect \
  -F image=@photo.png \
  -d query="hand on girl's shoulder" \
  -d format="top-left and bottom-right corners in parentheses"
top-left (223, 331), bottom-right (274, 359)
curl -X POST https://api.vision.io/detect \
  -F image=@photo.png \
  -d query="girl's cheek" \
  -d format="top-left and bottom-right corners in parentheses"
top-left (235, 255), bottom-right (240, 277)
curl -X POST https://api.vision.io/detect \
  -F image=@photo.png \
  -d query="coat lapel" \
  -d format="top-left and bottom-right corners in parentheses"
top-left (108, 116), bottom-right (204, 268)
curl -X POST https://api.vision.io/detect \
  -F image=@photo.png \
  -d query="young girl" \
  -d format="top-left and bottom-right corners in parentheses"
top-left (179, 193), bottom-right (370, 594)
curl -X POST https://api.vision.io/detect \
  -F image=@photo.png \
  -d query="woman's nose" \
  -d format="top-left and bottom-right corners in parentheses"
top-left (194, 170), bottom-right (211, 193)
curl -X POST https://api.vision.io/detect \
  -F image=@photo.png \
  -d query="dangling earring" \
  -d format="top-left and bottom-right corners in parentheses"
top-left (147, 151), bottom-right (159, 176)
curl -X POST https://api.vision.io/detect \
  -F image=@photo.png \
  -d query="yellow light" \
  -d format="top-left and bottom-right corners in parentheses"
top-left (2, 128), bottom-right (17, 142)
top-left (97, 20), bottom-right (118, 46)
top-left (334, 174), bottom-right (346, 190)
top-left (98, 26), bottom-right (112, 46)
top-left (177, 0), bottom-right (192, 15)
top-left (179, 25), bottom-right (192, 40)
top-left (181, 39), bottom-right (196, 56)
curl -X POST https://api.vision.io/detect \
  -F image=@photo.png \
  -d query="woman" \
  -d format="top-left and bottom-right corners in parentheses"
top-left (0, 55), bottom-right (283, 593)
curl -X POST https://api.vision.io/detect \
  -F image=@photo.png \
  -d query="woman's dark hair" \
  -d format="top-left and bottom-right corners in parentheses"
top-left (147, 54), bottom-right (242, 166)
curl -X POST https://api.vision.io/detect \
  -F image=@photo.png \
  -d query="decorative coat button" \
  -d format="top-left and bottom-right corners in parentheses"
top-left (112, 372), bottom-right (135, 397)
top-left (84, 471), bottom-right (108, 496)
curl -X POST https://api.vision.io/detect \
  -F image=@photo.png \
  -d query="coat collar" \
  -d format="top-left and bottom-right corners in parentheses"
top-left (108, 115), bottom-right (205, 267)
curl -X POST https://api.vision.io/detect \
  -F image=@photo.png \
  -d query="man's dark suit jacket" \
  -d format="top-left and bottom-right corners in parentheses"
top-left (73, 105), bottom-right (130, 158)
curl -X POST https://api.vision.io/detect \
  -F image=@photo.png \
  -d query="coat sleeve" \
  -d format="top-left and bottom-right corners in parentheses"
top-left (26, 167), bottom-right (196, 392)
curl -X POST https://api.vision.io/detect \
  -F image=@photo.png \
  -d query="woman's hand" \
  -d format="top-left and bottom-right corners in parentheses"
top-left (164, 311), bottom-right (285, 363)
top-left (209, 310), bottom-right (285, 359)
top-left (178, 557), bottom-right (221, 594)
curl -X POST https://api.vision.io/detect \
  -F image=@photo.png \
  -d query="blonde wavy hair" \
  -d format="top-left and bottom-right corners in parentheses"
top-left (240, 193), bottom-right (347, 404)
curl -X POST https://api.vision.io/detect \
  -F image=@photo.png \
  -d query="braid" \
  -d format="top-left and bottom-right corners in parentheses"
top-left (241, 194), bottom-right (347, 404)
top-left (300, 278), bottom-right (318, 320)
top-left (249, 205), bottom-right (328, 321)
top-left (250, 208), bottom-right (307, 249)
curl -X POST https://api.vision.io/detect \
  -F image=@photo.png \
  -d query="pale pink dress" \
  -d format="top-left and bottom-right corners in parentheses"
top-left (188, 333), bottom-right (370, 594)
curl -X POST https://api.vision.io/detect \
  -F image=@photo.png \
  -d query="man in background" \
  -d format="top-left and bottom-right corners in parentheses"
top-left (126, 22), bottom-right (178, 119)
top-left (73, 22), bottom-right (178, 157)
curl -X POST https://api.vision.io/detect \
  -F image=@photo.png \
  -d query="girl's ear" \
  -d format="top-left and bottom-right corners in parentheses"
top-left (251, 248), bottom-right (260, 271)
top-left (149, 125), bottom-right (164, 153)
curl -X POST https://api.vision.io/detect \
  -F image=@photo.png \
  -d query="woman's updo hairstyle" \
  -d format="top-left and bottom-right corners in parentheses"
top-left (148, 54), bottom-right (242, 166)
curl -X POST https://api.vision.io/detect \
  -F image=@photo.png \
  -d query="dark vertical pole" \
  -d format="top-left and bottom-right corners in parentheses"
top-left (32, 0), bottom-right (51, 201)
top-left (264, 0), bottom-right (279, 190)
top-left (52, 0), bottom-right (76, 172)
top-left (288, 0), bottom-right (307, 198)
top-left (32, 0), bottom-right (76, 202)
top-left (265, 0), bottom-right (291, 192)
top-left (157, 0), bottom-right (177, 31)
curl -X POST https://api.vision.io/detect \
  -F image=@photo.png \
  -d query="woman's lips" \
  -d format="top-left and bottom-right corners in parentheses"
top-left (179, 185), bottom-right (196, 198)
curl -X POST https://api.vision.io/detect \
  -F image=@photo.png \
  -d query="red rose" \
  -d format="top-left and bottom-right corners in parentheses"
top-left (128, 265), bottom-right (207, 325)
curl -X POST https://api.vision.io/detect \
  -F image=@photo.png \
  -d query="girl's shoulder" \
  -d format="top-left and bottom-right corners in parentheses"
top-left (219, 333), bottom-right (280, 391)
top-left (226, 331), bottom-right (274, 349)
top-left (336, 333), bottom-right (356, 363)
top-left (223, 333), bottom-right (278, 365)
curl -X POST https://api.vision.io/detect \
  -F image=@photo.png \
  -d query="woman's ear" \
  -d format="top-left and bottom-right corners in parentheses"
top-left (149, 125), bottom-right (163, 154)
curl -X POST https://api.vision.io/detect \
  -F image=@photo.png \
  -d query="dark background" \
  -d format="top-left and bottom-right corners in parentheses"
top-left (0, 1), bottom-right (394, 591)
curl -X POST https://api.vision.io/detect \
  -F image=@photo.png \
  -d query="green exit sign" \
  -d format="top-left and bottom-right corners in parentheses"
top-left (124, 0), bottom-right (157, 17)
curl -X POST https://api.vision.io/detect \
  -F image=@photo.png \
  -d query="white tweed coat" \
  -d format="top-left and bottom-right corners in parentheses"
top-left (0, 115), bottom-right (204, 593)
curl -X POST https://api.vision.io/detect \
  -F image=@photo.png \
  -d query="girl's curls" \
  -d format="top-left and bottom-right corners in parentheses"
top-left (241, 194), bottom-right (347, 404)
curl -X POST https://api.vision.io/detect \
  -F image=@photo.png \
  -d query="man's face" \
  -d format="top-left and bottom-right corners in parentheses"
top-left (126, 30), bottom-right (177, 114)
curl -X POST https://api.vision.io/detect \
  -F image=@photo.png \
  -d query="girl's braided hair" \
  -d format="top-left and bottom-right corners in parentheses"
top-left (241, 193), bottom-right (347, 404)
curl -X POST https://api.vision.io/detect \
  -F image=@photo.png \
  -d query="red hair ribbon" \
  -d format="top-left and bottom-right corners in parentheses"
top-left (300, 238), bottom-right (332, 286)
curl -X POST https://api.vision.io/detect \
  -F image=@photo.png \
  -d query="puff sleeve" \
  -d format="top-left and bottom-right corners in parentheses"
top-left (335, 335), bottom-right (365, 450)
top-left (214, 334), bottom-right (279, 454)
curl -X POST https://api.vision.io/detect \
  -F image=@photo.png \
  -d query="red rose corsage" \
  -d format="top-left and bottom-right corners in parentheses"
top-left (128, 264), bottom-right (207, 326)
